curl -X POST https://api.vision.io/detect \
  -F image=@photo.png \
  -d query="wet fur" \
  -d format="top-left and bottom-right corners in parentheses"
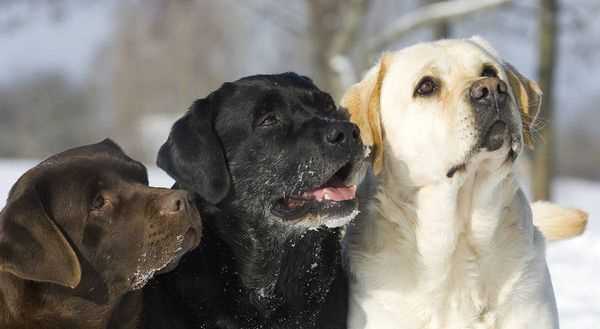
top-left (143, 73), bottom-right (361, 329)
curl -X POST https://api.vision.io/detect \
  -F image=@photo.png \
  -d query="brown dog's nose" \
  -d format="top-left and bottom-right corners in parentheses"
top-left (469, 77), bottom-right (508, 108)
top-left (160, 190), bottom-right (189, 214)
top-left (325, 122), bottom-right (360, 146)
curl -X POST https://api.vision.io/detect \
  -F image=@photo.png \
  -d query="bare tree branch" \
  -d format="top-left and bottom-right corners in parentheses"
top-left (327, 0), bottom-right (369, 58)
top-left (329, 54), bottom-right (357, 95)
top-left (532, 0), bottom-right (558, 200)
top-left (368, 0), bottom-right (512, 52)
top-left (326, 0), bottom-right (369, 98)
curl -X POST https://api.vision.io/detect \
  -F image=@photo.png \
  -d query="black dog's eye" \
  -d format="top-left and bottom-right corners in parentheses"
top-left (90, 194), bottom-right (108, 211)
top-left (481, 65), bottom-right (498, 77)
top-left (257, 113), bottom-right (280, 128)
top-left (414, 76), bottom-right (438, 97)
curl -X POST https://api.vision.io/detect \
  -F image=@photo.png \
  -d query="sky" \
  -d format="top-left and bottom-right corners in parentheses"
top-left (0, 1), bottom-right (115, 84)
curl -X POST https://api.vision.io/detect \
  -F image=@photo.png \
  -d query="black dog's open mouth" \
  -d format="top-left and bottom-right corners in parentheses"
top-left (271, 162), bottom-right (359, 226)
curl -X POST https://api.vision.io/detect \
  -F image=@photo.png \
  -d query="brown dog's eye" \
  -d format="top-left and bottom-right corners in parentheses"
top-left (257, 113), bottom-right (280, 128)
top-left (90, 194), bottom-right (107, 211)
top-left (481, 65), bottom-right (498, 77)
top-left (414, 77), bottom-right (438, 97)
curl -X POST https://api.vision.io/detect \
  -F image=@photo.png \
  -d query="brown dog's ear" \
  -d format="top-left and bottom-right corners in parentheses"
top-left (341, 53), bottom-right (391, 175)
top-left (503, 63), bottom-right (543, 148)
top-left (0, 190), bottom-right (81, 288)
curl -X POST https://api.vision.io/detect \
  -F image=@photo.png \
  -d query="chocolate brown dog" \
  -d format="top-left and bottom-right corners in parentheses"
top-left (0, 139), bottom-right (202, 329)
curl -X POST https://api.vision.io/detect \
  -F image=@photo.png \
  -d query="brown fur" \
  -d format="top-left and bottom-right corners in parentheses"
top-left (0, 139), bottom-right (201, 329)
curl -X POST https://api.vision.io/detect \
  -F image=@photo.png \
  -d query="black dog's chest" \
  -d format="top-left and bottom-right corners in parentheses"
top-left (142, 222), bottom-right (347, 329)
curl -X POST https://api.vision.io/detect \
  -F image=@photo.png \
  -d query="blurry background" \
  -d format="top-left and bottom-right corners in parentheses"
top-left (0, 0), bottom-right (598, 327)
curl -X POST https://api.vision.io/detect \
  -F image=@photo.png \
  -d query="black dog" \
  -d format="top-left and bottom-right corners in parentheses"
top-left (143, 73), bottom-right (366, 329)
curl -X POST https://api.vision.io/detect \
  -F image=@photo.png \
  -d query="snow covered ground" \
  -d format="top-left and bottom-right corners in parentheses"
top-left (0, 160), bottom-right (597, 328)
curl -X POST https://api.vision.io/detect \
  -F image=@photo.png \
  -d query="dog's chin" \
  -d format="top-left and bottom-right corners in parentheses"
top-left (273, 198), bottom-right (359, 229)
top-left (128, 226), bottom-right (200, 291)
top-left (447, 121), bottom-right (521, 178)
top-left (270, 160), bottom-right (362, 229)
top-left (156, 227), bottom-right (200, 275)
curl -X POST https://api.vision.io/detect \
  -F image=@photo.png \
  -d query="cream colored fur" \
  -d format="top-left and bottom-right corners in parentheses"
top-left (345, 38), bottom-right (565, 329)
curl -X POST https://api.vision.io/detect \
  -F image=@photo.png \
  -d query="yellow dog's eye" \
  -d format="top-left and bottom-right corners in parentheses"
top-left (414, 77), bottom-right (438, 97)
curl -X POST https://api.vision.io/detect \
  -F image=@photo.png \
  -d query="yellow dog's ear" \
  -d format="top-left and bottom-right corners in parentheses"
top-left (341, 53), bottom-right (391, 175)
top-left (503, 63), bottom-right (543, 148)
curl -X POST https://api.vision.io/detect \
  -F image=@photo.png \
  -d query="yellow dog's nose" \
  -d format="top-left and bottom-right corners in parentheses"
top-left (470, 77), bottom-right (509, 107)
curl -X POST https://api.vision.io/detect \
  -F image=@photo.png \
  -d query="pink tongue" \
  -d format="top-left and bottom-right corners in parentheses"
top-left (306, 186), bottom-right (357, 202)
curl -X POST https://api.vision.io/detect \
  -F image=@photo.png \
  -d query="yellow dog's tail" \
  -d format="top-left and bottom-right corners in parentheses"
top-left (532, 201), bottom-right (589, 241)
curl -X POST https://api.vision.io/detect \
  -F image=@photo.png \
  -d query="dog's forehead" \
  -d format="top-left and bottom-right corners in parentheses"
top-left (387, 40), bottom-right (502, 81)
top-left (237, 80), bottom-right (332, 103)
top-left (222, 79), bottom-right (338, 119)
top-left (33, 159), bottom-right (142, 194)
top-left (12, 147), bottom-right (148, 200)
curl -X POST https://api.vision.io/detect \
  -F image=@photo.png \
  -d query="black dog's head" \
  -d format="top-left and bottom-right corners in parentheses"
top-left (0, 140), bottom-right (201, 298)
top-left (158, 73), bottom-right (366, 230)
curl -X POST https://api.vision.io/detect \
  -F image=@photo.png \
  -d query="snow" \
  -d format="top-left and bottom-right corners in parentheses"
top-left (0, 160), bottom-right (597, 328)
top-left (547, 179), bottom-right (600, 329)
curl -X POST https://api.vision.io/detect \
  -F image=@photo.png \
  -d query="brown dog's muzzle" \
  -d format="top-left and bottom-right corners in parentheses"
top-left (146, 189), bottom-right (201, 259)
top-left (130, 190), bottom-right (201, 289)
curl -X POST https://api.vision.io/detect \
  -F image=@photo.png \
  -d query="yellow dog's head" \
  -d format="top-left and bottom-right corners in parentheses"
top-left (342, 37), bottom-right (542, 182)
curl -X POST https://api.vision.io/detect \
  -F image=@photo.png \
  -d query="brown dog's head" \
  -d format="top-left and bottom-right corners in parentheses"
top-left (0, 139), bottom-right (201, 297)
top-left (342, 37), bottom-right (542, 180)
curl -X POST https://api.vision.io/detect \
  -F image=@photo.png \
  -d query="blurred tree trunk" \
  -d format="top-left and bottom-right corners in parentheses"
top-left (533, 0), bottom-right (558, 201)
top-left (306, 0), bottom-right (369, 98)
top-left (425, 0), bottom-right (451, 39)
top-left (306, 0), bottom-right (345, 95)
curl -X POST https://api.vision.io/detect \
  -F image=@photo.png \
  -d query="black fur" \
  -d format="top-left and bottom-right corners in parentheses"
top-left (143, 73), bottom-right (363, 329)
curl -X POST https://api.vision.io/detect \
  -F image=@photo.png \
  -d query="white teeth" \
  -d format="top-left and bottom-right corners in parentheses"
top-left (324, 193), bottom-right (330, 200)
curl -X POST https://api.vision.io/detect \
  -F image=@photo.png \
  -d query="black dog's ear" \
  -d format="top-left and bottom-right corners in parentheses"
top-left (157, 97), bottom-right (231, 204)
top-left (0, 189), bottom-right (82, 288)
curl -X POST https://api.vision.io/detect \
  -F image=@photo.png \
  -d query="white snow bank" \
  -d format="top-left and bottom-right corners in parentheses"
top-left (548, 178), bottom-right (599, 329)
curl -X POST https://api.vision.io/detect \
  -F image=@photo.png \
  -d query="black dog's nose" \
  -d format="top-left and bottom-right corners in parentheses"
top-left (161, 191), bottom-right (189, 214)
top-left (470, 77), bottom-right (508, 108)
top-left (325, 122), bottom-right (360, 146)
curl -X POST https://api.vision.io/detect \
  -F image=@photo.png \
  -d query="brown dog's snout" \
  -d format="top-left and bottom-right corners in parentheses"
top-left (325, 122), bottom-right (360, 147)
top-left (469, 77), bottom-right (508, 109)
top-left (159, 190), bottom-right (190, 215)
